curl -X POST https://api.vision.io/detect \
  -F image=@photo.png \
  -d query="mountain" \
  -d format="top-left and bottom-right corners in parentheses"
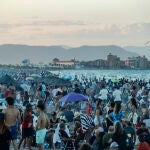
top-left (124, 46), bottom-right (150, 59)
top-left (0, 44), bottom-right (138, 64)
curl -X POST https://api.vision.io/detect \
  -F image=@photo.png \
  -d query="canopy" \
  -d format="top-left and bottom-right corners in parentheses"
top-left (60, 92), bottom-right (88, 102)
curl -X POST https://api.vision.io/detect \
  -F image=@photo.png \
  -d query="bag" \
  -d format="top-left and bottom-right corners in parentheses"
top-left (126, 132), bottom-right (134, 149)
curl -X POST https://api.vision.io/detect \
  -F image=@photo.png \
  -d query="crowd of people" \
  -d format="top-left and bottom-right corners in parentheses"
top-left (0, 74), bottom-right (150, 150)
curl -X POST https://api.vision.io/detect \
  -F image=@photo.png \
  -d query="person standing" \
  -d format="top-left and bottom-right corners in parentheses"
top-left (36, 100), bottom-right (49, 150)
top-left (3, 97), bottom-right (21, 150)
top-left (0, 112), bottom-right (11, 150)
top-left (113, 86), bottom-right (122, 104)
top-left (18, 103), bottom-right (33, 149)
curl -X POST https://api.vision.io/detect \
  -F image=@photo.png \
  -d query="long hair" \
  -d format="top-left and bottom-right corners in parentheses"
top-left (114, 103), bottom-right (121, 114)
top-left (114, 122), bottom-right (123, 134)
top-left (131, 98), bottom-right (137, 109)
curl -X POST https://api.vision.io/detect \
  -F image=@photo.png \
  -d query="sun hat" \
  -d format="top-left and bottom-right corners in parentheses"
top-left (74, 112), bottom-right (80, 118)
top-left (110, 142), bottom-right (119, 148)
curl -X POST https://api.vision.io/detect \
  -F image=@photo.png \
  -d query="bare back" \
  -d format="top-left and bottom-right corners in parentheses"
top-left (3, 107), bottom-right (21, 127)
top-left (36, 112), bottom-right (49, 130)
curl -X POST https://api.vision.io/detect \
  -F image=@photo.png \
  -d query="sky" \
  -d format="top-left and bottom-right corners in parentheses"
top-left (0, 0), bottom-right (150, 47)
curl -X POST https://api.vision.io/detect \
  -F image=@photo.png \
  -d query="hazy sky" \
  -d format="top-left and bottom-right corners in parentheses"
top-left (0, 0), bottom-right (150, 46)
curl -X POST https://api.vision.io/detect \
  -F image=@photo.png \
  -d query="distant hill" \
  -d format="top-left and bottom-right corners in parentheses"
top-left (0, 44), bottom-right (138, 64)
top-left (124, 46), bottom-right (150, 59)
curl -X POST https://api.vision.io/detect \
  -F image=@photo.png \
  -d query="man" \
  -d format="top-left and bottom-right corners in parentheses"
top-left (3, 97), bottom-right (21, 150)
top-left (113, 86), bottom-right (122, 103)
top-left (36, 100), bottom-right (50, 150)
top-left (99, 85), bottom-right (108, 104)
top-left (74, 84), bottom-right (81, 93)
top-left (103, 126), bottom-right (114, 149)
top-left (18, 103), bottom-right (33, 150)
top-left (63, 106), bottom-right (74, 122)
top-left (123, 119), bottom-right (136, 150)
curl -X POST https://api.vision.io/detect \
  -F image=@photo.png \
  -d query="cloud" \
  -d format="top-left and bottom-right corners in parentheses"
top-left (0, 18), bottom-right (149, 46)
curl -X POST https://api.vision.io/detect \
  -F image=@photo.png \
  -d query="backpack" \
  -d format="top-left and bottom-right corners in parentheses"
top-left (126, 132), bottom-right (134, 149)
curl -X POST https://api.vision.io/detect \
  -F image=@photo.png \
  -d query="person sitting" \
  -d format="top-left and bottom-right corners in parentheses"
top-left (78, 143), bottom-right (92, 150)
top-left (92, 127), bottom-right (105, 150)
top-left (59, 123), bottom-right (70, 143)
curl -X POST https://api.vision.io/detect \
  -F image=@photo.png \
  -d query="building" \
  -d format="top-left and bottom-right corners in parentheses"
top-left (125, 56), bottom-right (149, 69)
top-left (50, 58), bottom-right (76, 69)
top-left (81, 59), bottom-right (106, 68)
top-left (106, 53), bottom-right (121, 68)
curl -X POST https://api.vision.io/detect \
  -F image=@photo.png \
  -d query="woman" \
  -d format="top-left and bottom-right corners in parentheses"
top-left (36, 100), bottom-right (50, 150)
top-left (50, 112), bottom-right (59, 128)
top-left (128, 98), bottom-right (138, 125)
top-left (112, 122), bottom-right (127, 150)
top-left (0, 112), bottom-right (11, 150)
top-left (108, 103), bottom-right (124, 124)
top-left (94, 109), bottom-right (104, 128)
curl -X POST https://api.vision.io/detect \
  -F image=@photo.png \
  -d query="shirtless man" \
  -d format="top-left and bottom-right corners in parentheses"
top-left (3, 97), bottom-right (21, 150)
top-left (36, 100), bottom-right (49, 150)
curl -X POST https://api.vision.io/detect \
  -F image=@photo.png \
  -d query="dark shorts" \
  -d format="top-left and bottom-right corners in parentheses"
top-left (22, 128), bottom-right (33, 138)
top-left (10, 125), bottom-right (17, 140)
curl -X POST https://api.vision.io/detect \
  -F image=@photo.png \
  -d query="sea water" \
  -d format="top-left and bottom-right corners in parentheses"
top-left (51, 69), bottom-right (150, 81)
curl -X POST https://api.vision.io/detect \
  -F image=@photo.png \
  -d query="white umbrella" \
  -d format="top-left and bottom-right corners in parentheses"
top-left (20, 84), bottom-right (31, 92)
top-left (26, 77), bottom-right (34, 80)
top-left (30, 74), bottom-right (41, 78)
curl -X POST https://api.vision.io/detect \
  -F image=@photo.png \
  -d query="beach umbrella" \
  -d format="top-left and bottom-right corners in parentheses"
top-left (64, 75), bottom-right (73, 80)
top-left (30, 74), bottom-right (41, 78)
top-left (26, 77), bottom-right (34, 81)
top-left (60, 92), bottom-right (88, 102)
top-left (20, 84), bottom-right (31, 91)
top-left (112, 79), bottom-right (120, 83)
top-left (60, 74), bottom-right (73, 80)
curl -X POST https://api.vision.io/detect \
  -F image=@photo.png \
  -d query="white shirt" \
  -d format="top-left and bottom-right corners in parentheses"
top-left (99, 89), bottom-right (108, 100)
top-left (113, 89), bottom-right (122, 101)
top-left (94, 116), bottom-right (104, 126)
top-left (128, 112), bottom-right (138, 125)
